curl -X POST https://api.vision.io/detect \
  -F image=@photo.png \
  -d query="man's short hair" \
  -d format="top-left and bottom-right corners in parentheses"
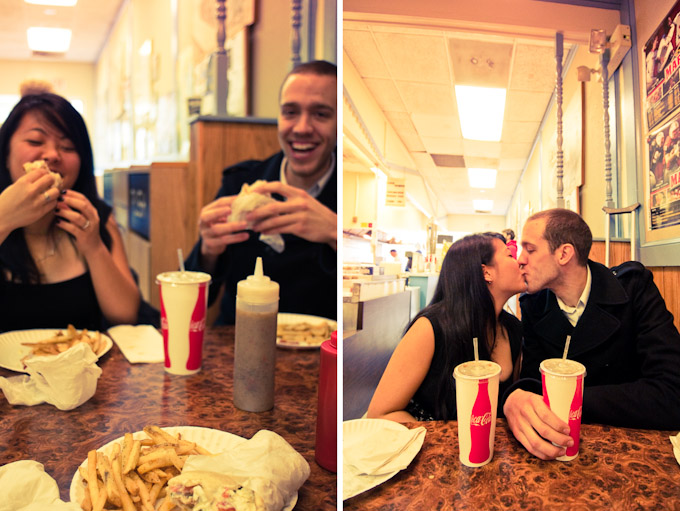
top-left (528, 208), bottom-right (592, 265)
top-left (288, 60), bottom-right (337, 78)
top-left (279, 60), bottom-right (337, 100)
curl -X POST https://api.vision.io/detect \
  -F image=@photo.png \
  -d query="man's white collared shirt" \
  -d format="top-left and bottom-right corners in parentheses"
top-left (556, 265), bottom-right (592, 327)
top-left (279, 152), bottom-right (335, 198)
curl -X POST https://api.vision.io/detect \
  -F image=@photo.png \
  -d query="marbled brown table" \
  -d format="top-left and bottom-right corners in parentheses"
top-left (343, 420), bottom-right (680, 510)
top-left (0, 327), bottom-right (336, 510)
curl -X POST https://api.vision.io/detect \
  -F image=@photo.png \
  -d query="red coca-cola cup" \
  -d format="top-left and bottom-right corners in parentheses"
top-left (540, 358), bottom-right (586, 461)
top-left (453, 360), bottom-right (501, 467)
top-left (157, 271), bottom-right (211, 375)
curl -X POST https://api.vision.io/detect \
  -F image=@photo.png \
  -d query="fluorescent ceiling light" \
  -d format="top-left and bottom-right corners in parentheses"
top-left (27, 27), bottom-right (72, 52)
top-left (24, 0), bottom-right (77, 6)
top-left (473, 199), bottom-right (493, 212)
top-left (468, 168), bottom-right (497, 188)
top-left (455, 85), bottom-right (506, 141)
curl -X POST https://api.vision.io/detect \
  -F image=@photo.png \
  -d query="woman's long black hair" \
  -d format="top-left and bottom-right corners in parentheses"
top-left (0, 93), bottom-right (111, 284)
top-left (407, 233), bottom-right (506, 419)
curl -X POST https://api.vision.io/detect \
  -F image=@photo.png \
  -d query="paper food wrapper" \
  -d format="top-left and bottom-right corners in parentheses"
top-left (0, 342), bottom-right (101, 410)
top-left (0, 460), bottom-right (80, 511)
top-left (670, 432), bottom-right (680, 465)
top-left (343, 424), bottom-right (426, 476)
top-left (108, 324), bottom-right (164, 363)
top-left (228, 180), bottom-right (285, 253)
top-left (180, 430), bottom-right (310, 511)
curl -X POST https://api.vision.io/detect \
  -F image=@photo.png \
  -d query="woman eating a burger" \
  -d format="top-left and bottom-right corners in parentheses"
top-left (0, 85), bottom-right (140, 331)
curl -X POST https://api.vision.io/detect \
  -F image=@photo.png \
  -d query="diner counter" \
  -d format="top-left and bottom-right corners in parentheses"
top-left (344, 419), bottom-right (679, 510)
top-left (0, 326), bottom-right (336, 509)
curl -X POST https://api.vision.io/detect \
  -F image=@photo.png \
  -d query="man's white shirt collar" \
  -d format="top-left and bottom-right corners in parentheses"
top-left (556, 265), bottom-right (592, 327)
top-left (280, 152), bottom-right (335, 198)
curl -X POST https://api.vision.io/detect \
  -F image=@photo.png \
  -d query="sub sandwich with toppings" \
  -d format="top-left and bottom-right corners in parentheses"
top-left (167, 471), bottom-right (267, 511)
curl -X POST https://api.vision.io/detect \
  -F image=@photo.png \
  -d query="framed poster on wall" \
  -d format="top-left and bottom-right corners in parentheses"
top-left (643, 0), bottom-right (680, 244)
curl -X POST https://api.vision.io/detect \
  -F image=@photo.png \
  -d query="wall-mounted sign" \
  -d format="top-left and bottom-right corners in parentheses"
top-left (386, 177), bottom-right (406, 207)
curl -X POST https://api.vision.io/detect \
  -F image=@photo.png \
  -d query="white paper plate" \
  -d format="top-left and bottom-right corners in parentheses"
top-left (276, 313), bottom-right (337, 350)
top-left (69, 426), bottom-right (297, 510)
top-left (0, 328), bottom-right (113, 373)
top-left (343, 419), bottom-right (424, 500)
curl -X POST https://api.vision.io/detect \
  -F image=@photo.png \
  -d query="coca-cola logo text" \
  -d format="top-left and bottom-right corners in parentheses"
top-left (569, 408), bottom-right (582, 421)
top-left (471, 412), bottom-right (492, 426)
top-left (190, 319), bottom-right (206, 332)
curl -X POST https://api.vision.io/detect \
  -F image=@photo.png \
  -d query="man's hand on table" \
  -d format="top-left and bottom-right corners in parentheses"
top-left (503, 389), bottom-right (574, 460)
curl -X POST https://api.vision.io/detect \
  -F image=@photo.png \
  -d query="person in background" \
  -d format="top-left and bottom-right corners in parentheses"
top-left (184, 60), bottom-right (337, 324)
top-left (502, 228), bottom-right (518, 259)
top-left (503, 208), bottom-right (680, 460)
top-left (389, 248), bottom-right (399, 262)
top-left (0, 87), bottom-right (140, 331)
top-left (367, 233), bottom-right (527, 421)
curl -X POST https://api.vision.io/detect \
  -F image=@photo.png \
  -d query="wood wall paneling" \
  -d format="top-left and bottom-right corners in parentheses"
top-left (188, 118), bottom-right (280, 246)
top-left (590, 240), bottom-right (680, 332)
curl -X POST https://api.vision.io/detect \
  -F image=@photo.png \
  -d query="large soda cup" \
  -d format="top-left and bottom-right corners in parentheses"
top-left (454, 360), bottom-right (501, 467)
top-left (540, 358), bottom-right (587, 461)
top-left (157, 271), bottom-right (211, 375)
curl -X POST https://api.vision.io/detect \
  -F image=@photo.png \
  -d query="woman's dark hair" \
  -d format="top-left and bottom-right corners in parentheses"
top-left (407, 233), bottom-right (503, 419)
top-left (0, 93), bottom-right (111, 283)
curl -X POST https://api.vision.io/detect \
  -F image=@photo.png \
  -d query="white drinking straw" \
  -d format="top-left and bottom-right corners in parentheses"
top-left (562, 335), bottom-right (571, 360)
top-left (177, 248), bottom-right (185, 272)
top-left (473, 337), bottom-right (479, 362)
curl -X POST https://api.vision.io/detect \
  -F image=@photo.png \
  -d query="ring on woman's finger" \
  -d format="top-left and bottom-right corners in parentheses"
top-left (44, 191), bottom-right (50, 202)
top-left (82, 219), bottom-right (91, 230)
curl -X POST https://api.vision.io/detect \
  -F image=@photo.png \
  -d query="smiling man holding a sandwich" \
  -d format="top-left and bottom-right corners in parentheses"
top-left (184, 60), bottom-right (337, 325)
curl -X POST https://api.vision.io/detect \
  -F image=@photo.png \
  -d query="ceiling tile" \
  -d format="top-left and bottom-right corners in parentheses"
top-left (421, 136), bottom-right (464, 154)
top-left (501, 142), bottom-right (534, 158)
top-left (502, 120), bottom-right (542, 143)
top-left (448, 37), bottom-right (513, 87)
top-left (511, 43), bottom-right (560, 92)
top-left (411, 113), bottom-right (461, 138)
top-left (374, 32), bottom-right (450, 84)
top-left (364, 78), bottom-right (407, 112)
top-left (505, 90), bottom-right (553, 122)
top-left (344, 29), bottom-right (391, 78)
top-left (397, 81), bottom-right (456, 116)
top-left (431, 154), bottom-right (466, 167)
top-left (463, 140), bottom-right (501, 158)
top-left (465, 156), bottom-right (501, 168)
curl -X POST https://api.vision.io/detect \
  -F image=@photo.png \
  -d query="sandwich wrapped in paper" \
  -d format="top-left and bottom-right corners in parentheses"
top-left (168, 430), bottom-right (310, 511)
top-left (23, 159), bottom-right (63, 190)
top-left (168, 471), bottom-right (265, 511)
top-left (228, 180), bottom-right (284, 253)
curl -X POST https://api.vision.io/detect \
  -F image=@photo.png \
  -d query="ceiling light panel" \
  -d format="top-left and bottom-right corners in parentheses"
top-left (473, 199), bottom-right (493, 212)
top-left (468, 168), bottom-right (497, 188)
top-left (27, 27), bottom-right (72, 52)
top-left (455, 85), bottom-right (506, 141)
top-left (24, 0), bottom-right (77, 5)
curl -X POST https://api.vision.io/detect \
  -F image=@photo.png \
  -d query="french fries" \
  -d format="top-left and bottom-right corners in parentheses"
top-left (21, 324), bottom-right (105, 364)
top-left (277, 320), bottom-right (333, 346)
top-left (78, 426), bottom-right (212, 511)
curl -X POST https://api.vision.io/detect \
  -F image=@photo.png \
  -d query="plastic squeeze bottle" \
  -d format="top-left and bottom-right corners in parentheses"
top-left (315, 330), bottom-right (337, 471)
top-left (233, 257), bottom-right (279, 412)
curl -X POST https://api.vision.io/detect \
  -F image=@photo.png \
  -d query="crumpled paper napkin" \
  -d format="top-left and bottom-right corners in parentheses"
top-left (107, 324), bottom-right (164, 363)
top-left (670, 432), bottom-right (680, 465)
top-left (0, 342), bottom-right (101, 410)
top-left (343, 419), bottom-right (426, 500)
top-left (344, 421), bottom-right (426, 476)
top-left (180, 430), bottom-right (310, 511)
top-left (0, 460), bottom-right (80, 511)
